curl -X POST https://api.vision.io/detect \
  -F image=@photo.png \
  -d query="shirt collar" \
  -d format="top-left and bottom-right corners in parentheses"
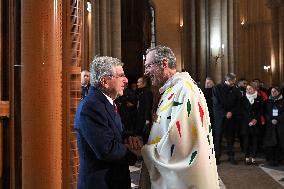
top-left (102, 92), bottom-right (114, 105)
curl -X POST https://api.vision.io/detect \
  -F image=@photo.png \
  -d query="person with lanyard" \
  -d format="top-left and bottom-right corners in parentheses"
top-left (264, 86), bottom-right (284, 166)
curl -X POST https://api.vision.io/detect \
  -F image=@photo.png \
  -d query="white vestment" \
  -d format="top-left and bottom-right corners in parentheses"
top-left (142, 72), bottom-right (220, 189)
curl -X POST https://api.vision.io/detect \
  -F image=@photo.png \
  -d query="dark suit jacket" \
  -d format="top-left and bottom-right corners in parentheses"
top-left (81, 83), bottom-right (90, 100)
top-left (212, 83), bottom-right (241, 116)
top-left (135, 87), bottom-right (153, 142)
top-left (203, 87), bottom-right (214, 123)
top-left (212, 83), bottom-right (241, 134)
top-left (75, 87), bottom-right (137, 189)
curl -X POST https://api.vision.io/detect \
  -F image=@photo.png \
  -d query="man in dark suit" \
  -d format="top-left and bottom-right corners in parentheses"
top-left (75, 56), bottom-right (142, 189)
top-left (135, 76), bottom-right (153, 143)
top-left (80, 70), bottom-right (90, 99)
top-left (203, 77), bottom-right (215, 143)
top-left (213, 73), bottom-right (241, 165)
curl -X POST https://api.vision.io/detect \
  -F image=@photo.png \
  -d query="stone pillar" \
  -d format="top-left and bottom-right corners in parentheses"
top-left (221, 0), bottom-right (228, 74)
top-left (100, 0), bottom-right (110, 55)
top-left (266, 0), bottom-right (281, 85)
top-left (199, 0), bottom-right (209, 82)
top-left (279, 3), bottom-right (284, 85)
top-left (92, 0), bottom-right (121, 58)
top-left (111, 0), bottom-right (122, 58)
top-left (92, 0), bottom-right (100, 57)
top-left (270, 7), bottom-right (279, 85)
top-left (183, 0), bottom-right (196, 78)
top-left (209, 0), bottom-right (222, 82)
top-left (228, 0), bottom-right (235, 72)
top-left (21, 0), bottom-right (62, 188)
top-left (232, 0), bottom-right (240, 73)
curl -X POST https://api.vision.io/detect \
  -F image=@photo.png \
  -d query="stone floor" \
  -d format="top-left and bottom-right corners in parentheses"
top-left (130, 154), bottom-right (284, 189)
top-left (130, 162), bottom-right (142, 189)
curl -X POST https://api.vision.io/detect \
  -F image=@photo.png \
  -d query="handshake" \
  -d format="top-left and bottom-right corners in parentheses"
top-left (125, 136), bottom-right (143, 156)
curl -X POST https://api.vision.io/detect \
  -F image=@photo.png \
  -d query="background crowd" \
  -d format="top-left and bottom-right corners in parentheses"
top-left (204, 74), bottom-right (284, 166)
top-left (81, 69), bottom-right (284, 167)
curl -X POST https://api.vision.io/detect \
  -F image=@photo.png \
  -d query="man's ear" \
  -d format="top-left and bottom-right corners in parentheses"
top-left (100, 77), bottom-right (109, 88)
top-left (161, 59), bottom-right (169, 68)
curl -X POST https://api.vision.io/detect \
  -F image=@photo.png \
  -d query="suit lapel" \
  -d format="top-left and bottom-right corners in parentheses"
top-left (93, 87), bottom-right (123, 132)
top-left (105, 102), bottom-right (123, 132)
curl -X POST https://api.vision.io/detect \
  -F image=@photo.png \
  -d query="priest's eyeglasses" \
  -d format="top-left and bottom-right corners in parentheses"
top-left (144, 62), bottom-right (157, 69)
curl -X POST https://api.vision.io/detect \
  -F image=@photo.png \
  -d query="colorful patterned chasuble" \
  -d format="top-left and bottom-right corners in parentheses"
top-left (142, 72), bottom-right (220, 189)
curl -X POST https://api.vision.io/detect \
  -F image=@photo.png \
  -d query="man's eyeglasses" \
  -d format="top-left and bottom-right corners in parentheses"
top-left (108, 74), bottom-right (126, 79)
top-left (144, 62), bottom-right (157, 69)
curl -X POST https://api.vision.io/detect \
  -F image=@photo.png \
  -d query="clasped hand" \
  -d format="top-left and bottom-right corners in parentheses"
top-left (125, 136), bottom-right (143, 156)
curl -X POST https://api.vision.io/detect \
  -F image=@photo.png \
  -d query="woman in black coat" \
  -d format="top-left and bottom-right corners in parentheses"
top-left (240, 83), bottom-right (262, 165)
top-left (264, 86), bottom-right (284, 166)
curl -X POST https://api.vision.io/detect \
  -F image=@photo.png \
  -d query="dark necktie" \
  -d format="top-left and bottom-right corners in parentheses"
top-left (113, 103), bottom-right (118, 113)
top-left (113, 102), bottom-right (123, 132)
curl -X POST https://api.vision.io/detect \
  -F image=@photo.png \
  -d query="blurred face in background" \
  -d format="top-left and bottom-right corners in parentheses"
top-left (271, 88), bottom-right (280, 97)
top-left (252, 80), bottom-right (260, 90)
top-left (130, 83), bottom-right (137, 91)
top-left (260, 82), bottom-right (265, 88)
top-left (137, 77), bottom-right (145, 89)
top-left (238, 80), bottom-right (248, 89)
top-left (225, 79), bottom-right (237, 87)
top-left (246, 85), bottom-right (256, 95)
top-left (81, 70), bottom-right (90, 86)
top-left (205, 79), bottom-right (214, 89)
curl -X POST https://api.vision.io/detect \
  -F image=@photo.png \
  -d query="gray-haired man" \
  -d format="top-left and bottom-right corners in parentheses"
top-left (141, 46), bottom-right (219, 189)
top-left (75, 56), bottom-right (142, 189)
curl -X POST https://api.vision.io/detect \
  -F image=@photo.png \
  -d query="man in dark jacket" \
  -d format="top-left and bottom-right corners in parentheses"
top-left (115, 82), bottom-right (138, 134)
top-left (237, 78), bottom-right (248, 97)
top-left (235, 78), bottom-right (248, 151)
top-left (213, 73), bottom-right (241, 164)
top-left (135, 76), bottom-right (153, 143)
top-left (203, 77), bottom-right (215, 136)
top-left (81, 70), bottom-right (90, 99)
top-left (75, 56), bottom-right (142, 189)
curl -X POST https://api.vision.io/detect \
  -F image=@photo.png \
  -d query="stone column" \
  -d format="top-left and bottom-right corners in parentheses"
top-left (209, 0), bottom-right (222, 82)
top-left (21, 0), bottom-right (62, 188)
top-left (100, 0), bottom-right (110, 55)
top-left (266, 0), bottom-right (283, 85)
top-left (111, 0), bottom-right (122, 58)
top-left (269, 5), bottom-right (279, 85)
top-left (199, 0), bottom-right (209, 82)
top-left (228, 0), bottom-right (235, 72)
top-left (221, 0), bottom-right (228, 74)
top-left (279, 3), bottom-right (284, 85)
top-left (92, 0), bottom-right (121, 58)
top-left (232, 0), bottom-right (240, 73)
top-left (183, 0), bottom-right (197, 78)
top-left (92, 0), bottom-right (100, 57)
